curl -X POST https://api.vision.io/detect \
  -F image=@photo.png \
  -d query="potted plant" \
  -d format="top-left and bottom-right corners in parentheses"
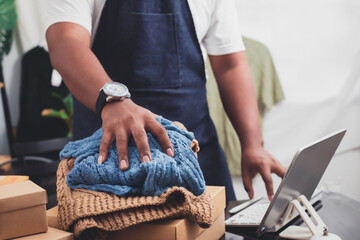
top-left (0, 0), bottom-right (17, 61)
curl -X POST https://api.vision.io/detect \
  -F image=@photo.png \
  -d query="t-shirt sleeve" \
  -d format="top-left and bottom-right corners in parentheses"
top-left (203, 0), bottom-right (245, 55)
top-left (44, 0), bottom-right (94, 35)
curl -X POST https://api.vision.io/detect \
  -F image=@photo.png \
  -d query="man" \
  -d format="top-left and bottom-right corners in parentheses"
top-left (45, 0), bottom-right (286, 202)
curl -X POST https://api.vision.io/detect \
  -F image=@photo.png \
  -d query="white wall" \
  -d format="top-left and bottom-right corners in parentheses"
top-left (0, 0), bottom-right (46, 155)
top-left (233, 0), bottom-right (360, 201)
top-left (0, 31), bottom-right (22, 155)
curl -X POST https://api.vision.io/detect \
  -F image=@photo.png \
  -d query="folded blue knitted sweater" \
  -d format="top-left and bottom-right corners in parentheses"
top-left (59, 117), bottom-right (206, 197)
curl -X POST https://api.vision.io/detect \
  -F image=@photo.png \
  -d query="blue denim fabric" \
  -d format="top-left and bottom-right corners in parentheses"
top-left (73, 0), bottom-right (236, 202)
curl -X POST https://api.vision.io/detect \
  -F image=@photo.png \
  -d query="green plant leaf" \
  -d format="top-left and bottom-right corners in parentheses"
top-left (0, 0), bottom-right (17, 30)
top-left (67, 131), bottom-right (73, 138)
top-left (63, 94), bottom-right (74, 115)
top-left (51, 92), bottom-right (74, 115)
top-left (0, 29), bottom-right (12, 60)
top-left (42, 109), bottom-right (69, 121)
top-left (51, 92), bottom-right (63, 100)
top-left (0, 0), bottom-right (16, 60)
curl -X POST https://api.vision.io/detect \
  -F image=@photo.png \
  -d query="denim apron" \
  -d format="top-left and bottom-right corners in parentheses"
top-left (73, 0), bottom-right (236, 202)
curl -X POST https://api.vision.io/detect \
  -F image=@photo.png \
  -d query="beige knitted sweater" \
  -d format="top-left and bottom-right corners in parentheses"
top-left (57, 158), bottom-right (214, 239)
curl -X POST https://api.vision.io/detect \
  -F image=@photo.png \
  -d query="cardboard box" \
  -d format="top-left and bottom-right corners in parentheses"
top-left (47, 206), bottom-right (61, 230)
top-left (108, 186), bottom-right (225, 240)
top-left (46, 186), bottom-right (225, 240)
top-left (109, 212), bottom-right (225, 240)
top-left (0, 175), bottom-right (29, 186)
top-left (0, 180), bottom-right (48, 239)
top-left (207, 186), bottom-right (226, 220)
top-left (195, 212), bottom-right (225, 240)
top-left (11, 227), bottom-right (74, 240)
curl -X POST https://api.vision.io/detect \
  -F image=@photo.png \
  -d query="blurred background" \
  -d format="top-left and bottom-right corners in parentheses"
top-left (1, 0), bottom-right (359, 204)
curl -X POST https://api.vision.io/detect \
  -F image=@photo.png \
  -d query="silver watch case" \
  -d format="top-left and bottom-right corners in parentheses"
top-left (101, 82), bottom-right (131, 102)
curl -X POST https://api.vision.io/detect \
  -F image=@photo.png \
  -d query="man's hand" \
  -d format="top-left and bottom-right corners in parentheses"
top-left (98, 98), bottom-right (174, 170)
top-left (241, 147), bottom-right (287, 200)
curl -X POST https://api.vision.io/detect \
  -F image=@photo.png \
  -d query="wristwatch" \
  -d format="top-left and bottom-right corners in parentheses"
top-left (96, 82), bottom-right (131, 117)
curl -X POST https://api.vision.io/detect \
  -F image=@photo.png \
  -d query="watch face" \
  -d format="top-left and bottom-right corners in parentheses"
top-left (103, 82), bottom-right (128, 97)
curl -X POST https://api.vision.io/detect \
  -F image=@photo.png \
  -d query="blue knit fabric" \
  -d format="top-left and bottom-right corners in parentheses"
top-left (59, 117), bottom-right (206, 197)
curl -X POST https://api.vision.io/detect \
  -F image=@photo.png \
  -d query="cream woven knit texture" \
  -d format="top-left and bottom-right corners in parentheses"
top-left (57, 158), bottom-right (214, 239)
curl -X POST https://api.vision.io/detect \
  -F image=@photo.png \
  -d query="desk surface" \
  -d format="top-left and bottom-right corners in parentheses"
top-left (223, 192), bottom-right (360, 240)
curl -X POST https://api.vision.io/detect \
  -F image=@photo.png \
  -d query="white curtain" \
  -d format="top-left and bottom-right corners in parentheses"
top-left (236, 0), bottom-right (360, 166)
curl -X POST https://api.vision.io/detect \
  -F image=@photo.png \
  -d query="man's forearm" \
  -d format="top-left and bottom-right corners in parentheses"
top-left (209, 52), bottom-right (263, 149)
top-left (210, 51), bottom-right (286, 200)
top-left (46, 22), bottom-right (175, 167)
top-left (47, 23), bottom-right (111, 111)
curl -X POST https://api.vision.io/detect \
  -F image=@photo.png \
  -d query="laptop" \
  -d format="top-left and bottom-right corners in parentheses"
top-left (225, 129), bottom-right (346, 236)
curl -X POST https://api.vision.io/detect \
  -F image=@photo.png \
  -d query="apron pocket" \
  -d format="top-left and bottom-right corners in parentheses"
top-left (126, 12), bottom-right (181, 89)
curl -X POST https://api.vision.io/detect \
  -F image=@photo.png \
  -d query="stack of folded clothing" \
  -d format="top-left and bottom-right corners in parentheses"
top-left (57, 117), bottom-right (214, 239)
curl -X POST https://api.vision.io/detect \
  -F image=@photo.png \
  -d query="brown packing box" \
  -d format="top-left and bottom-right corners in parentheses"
top-left (108, 186), bottom-right (225, 240)
top-left (0, 175), bottom-right (29, 186)
top-left (109, 212), bottom-right (225, 240)
top-left (46, 186), bottom-right (225, 240)
top-left (47, 206), bottom-right (61, 230)
top-left (194, 212), bottom-right (225, 240)
top-left (0, 180), bottom-right (48, 239)
top-left (11, 227), bottom-right (74, 240)
top-left (47, 211), bottom-right (224, 240)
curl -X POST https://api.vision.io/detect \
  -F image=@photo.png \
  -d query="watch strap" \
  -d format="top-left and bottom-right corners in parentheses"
top-left (95, 89), bottom-right (108, 118)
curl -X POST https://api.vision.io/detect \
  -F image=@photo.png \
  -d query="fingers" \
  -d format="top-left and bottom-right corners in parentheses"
top-left (131, 126), bottom-right (152, 163)
top-left (272, 161), bottom-right (287, 178)
top-left (242, 172), bottom-right (254, 199)
top-left (99, 99), bottom-right (175, 172)
top-left (98, 131), bottom-right (114, 164)
top-left (116, 131), bottom-right (130, 170)
top-left (259, 167), bottom-right (274, 201)
top-left (146, 119), bottom-right (174, 157)
top-left (242, 149), bottom-right (287, 201)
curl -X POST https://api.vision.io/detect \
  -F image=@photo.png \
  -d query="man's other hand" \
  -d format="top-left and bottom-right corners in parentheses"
top-left (241, 147), bottom-right (287, 200)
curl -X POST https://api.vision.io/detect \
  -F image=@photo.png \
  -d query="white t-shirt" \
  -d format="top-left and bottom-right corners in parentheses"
top-left (45, 0), bottom-right (245, 61)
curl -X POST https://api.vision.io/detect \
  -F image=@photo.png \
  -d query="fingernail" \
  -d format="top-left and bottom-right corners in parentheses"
top-left (120, 160), bottom-right (127, 169)
top-left (166, 148), bottom-right (174, 157)
top-left (143, 155), bottom-right (150, 162)
top-left (97, 155), bottom-right (103, 165)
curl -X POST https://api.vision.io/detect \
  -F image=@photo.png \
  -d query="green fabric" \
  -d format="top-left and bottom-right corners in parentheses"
top-left (206, 37), bottom-right (285, 176)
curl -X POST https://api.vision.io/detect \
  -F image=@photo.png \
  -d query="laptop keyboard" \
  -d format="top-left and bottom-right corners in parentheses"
top-left (226, 198), bottom-right (270, 226)
top-left (225, 189), bottom-right (322, 227)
